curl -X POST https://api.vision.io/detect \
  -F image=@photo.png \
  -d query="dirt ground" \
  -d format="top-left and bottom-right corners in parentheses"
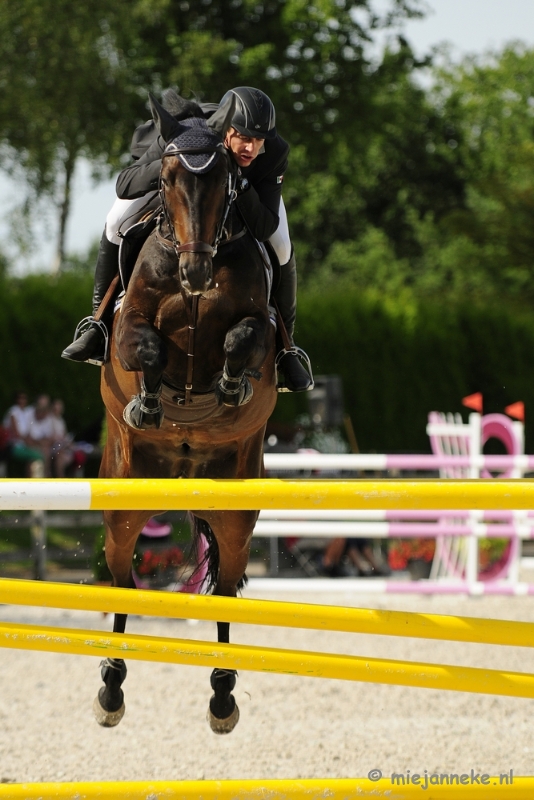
top-left (1, 584), bottom-right (534, 785)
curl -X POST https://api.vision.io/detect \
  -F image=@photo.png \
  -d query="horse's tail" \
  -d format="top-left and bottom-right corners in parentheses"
top-left (187, 513), bottom-right (248, 594)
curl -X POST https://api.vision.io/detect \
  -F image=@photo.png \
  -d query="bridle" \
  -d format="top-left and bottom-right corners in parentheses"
top-left (156, 139), bottom-right (240, 405)
top-left (158, 143), bottom-right (238, 260)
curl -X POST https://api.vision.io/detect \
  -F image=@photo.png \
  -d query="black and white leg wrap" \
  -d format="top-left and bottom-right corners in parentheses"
top-left (123, 379), bottom-right (164, 430)
top-left (216, 364), bottom-right (262, 407)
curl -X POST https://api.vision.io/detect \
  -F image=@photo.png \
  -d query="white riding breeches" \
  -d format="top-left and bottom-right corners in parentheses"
top-left (105, 192), bottom-right (292, 266)
top-left (268, 197), bottom-right (292, 266)
top-left (105, 192), bottom-right (160, 245)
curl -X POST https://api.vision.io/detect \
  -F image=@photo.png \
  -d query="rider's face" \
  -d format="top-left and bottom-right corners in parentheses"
top-left (224, 128), bottom-right (265, 168)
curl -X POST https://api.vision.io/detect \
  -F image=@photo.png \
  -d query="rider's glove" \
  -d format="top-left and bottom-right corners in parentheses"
top-left (236, 170), bottom-right (250, 194)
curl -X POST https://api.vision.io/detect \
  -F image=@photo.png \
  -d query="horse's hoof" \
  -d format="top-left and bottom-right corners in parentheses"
top-left (207, 701), bottom-right (240, 734)
top-left (93, 692), bottom-right (125, 728)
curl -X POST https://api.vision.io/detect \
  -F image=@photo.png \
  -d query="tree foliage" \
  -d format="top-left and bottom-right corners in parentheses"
top-left (427, 44), bottom-right (534, 301)
top-left (0, 0), bottom-right (431, 268)
top-left (1, 3), bottom-right (534, 312)
top-left (0, 0), bottom-right (144, 267)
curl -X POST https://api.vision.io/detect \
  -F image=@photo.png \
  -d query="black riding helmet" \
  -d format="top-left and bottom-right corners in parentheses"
top-left (221, 87), bottom-right (277, 140)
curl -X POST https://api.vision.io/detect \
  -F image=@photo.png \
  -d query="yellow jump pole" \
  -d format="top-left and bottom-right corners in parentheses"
top-left (0, 777), bottom-right (532, 799)
top-left (1, 620), bottom-right (534, 699)
top-left (3, 478), bottom-right (534, 510)
top-left (1, 578), bottom-right (534, 649)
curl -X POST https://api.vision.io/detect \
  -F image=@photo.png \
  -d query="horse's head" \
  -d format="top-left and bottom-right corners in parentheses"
top-left (150, 92), bottom-right (237, 295)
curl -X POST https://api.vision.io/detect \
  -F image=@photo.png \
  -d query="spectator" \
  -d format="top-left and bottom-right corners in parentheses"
top-left (3, 391), bottom-right (34, 443)
top-left (2, 391), bottom-right (43, 475)
top-left (27, 395), bottom-right (54, 476)
top-left (49, 399), bottom-right (77, 477)
top-left (317, 537), bottom-right (391, 577)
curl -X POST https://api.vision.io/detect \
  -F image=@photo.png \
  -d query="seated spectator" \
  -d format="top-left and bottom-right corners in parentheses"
top-left (2, 391), bottom-right (43, 475)
top-left (0, 423), bottom-right (10, 476)
top-left (3, 391), bottom-right (34, 443)
top-left (49, 398), bottom-right (77, 477)
top-left (27, 395), bottom-right (54, 476)
top-left (317, 537), bottom-right (391, 577)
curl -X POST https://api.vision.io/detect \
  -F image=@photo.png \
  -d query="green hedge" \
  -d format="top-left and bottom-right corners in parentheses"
top-left (285, 289), bottom-right (534, 453)
top-left (0, 273), bottom-right (102, 438)
top-left (1, 274), bottom-right (533, 453)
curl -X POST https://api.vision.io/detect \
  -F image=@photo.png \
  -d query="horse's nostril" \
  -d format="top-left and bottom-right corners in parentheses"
top-left (180, 256), bottom-right (212, 294)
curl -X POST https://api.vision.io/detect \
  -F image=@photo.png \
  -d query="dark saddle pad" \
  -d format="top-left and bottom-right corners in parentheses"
top-left (118, 208), bottom-right (161, 292)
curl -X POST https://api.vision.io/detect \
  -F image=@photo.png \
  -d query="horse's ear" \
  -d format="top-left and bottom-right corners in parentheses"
top-left (149, 92), bottom-right (182, 142)
top-left (206, 92), bottom-right (237, 138)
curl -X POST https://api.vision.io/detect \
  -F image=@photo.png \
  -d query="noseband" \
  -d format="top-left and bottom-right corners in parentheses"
top-left (158, 143), bottom-right (238, 259)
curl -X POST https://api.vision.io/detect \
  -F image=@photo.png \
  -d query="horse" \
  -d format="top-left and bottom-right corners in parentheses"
top-left (96, 91), bottom-right (277, 734)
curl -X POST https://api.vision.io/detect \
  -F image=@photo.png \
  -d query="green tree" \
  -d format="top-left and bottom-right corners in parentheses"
top-left (286, 41), bottom-right (467, 280)
top-left (0, 0), bottom-right (144, 269)
top-left (0, 0), bottom-right (468, 292)
top-left (428, 44), bottom-right (534, 302)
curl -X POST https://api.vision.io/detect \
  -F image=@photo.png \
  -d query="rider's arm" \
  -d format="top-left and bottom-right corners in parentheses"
top-left (115, 135), bottom-right (165, 200)
top-left (235, 178), bottom-right (283, 241)
top-left (235, 141), bottom-right (288, 241)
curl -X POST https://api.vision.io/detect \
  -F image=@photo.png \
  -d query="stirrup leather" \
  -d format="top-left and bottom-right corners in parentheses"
top-left (275, 346), bottom-right (315, 393)
top-left (72, 316), bottom-right (109, 366)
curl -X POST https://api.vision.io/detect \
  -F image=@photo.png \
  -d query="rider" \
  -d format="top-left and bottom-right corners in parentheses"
top-left (61, 87), bottom-right (313, 393)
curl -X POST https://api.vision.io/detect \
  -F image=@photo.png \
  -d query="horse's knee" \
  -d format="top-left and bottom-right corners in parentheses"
top-left (137, 328), bottom-right (167, 374)
top-left (224, 319), bottom-right (264, 367)
top-left (117, 320), bottom-right (167, 377)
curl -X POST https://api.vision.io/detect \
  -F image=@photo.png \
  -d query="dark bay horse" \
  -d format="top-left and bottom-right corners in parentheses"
top-left (96, 93), bottom-right (277, 734)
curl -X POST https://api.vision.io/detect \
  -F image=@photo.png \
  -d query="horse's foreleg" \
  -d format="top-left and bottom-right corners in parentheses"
top-left (117, 312), bottom-right (167, 430)
top-left (216, 316), bottom-right (268, 407)
top-left (200, 511), bottom-right (257, 734)
top-left (93, 510), bottom-right (150, 727)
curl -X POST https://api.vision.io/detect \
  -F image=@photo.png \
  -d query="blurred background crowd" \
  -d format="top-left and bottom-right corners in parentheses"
top-left (1, 391), bottom-right (93, 478)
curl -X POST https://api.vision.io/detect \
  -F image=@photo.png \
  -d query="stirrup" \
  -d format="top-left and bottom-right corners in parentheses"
top-left (275, 346), bottom-right (314, 393)
top-left (72, 316), bottom-right (109, 366)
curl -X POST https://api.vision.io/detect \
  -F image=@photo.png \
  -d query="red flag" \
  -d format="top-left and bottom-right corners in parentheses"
top-left (505, 401), bottom-right (525, 421)
top-left (462, 392), bottom-right (483, 413)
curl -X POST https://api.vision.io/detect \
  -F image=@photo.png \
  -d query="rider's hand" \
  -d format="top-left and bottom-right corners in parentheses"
top-left (236, 172), bottom-right (250, 194)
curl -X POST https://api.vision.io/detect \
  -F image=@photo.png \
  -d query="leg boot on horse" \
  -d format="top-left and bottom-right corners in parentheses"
top-left (61, 230), bottom-right (119, 365)
top-left (273, 249), bottom-right (314, 393)
top-left (92, 508), bottom-right (150, 727)
top-left (190, 509), bottom-right (259, 735)
top-left (117, 311), bottom-right (168, 430)
top-left (215, 316), bottom-right (266, 407)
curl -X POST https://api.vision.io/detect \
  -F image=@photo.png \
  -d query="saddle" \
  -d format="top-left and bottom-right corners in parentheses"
top-left (117, 207), bottom-right (162, 293)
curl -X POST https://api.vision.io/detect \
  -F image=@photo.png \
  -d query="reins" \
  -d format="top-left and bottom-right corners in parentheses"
top-left (184, 294), bottom-right (199, 406)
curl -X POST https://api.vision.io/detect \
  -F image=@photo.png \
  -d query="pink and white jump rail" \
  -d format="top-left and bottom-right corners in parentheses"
top-left (264, 452), bottom-right (534, 474)
top-left (258, 410), bottom-right (533, 595)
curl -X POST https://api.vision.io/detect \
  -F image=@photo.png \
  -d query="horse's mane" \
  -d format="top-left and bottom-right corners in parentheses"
top-left (162, 88), bottom-right (204, 121)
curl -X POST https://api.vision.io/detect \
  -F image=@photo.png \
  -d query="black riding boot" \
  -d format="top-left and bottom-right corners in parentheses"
top-left (274, 249), bottom-right (314, 392)
top-left (61, 232), bottom-right (119, 364)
